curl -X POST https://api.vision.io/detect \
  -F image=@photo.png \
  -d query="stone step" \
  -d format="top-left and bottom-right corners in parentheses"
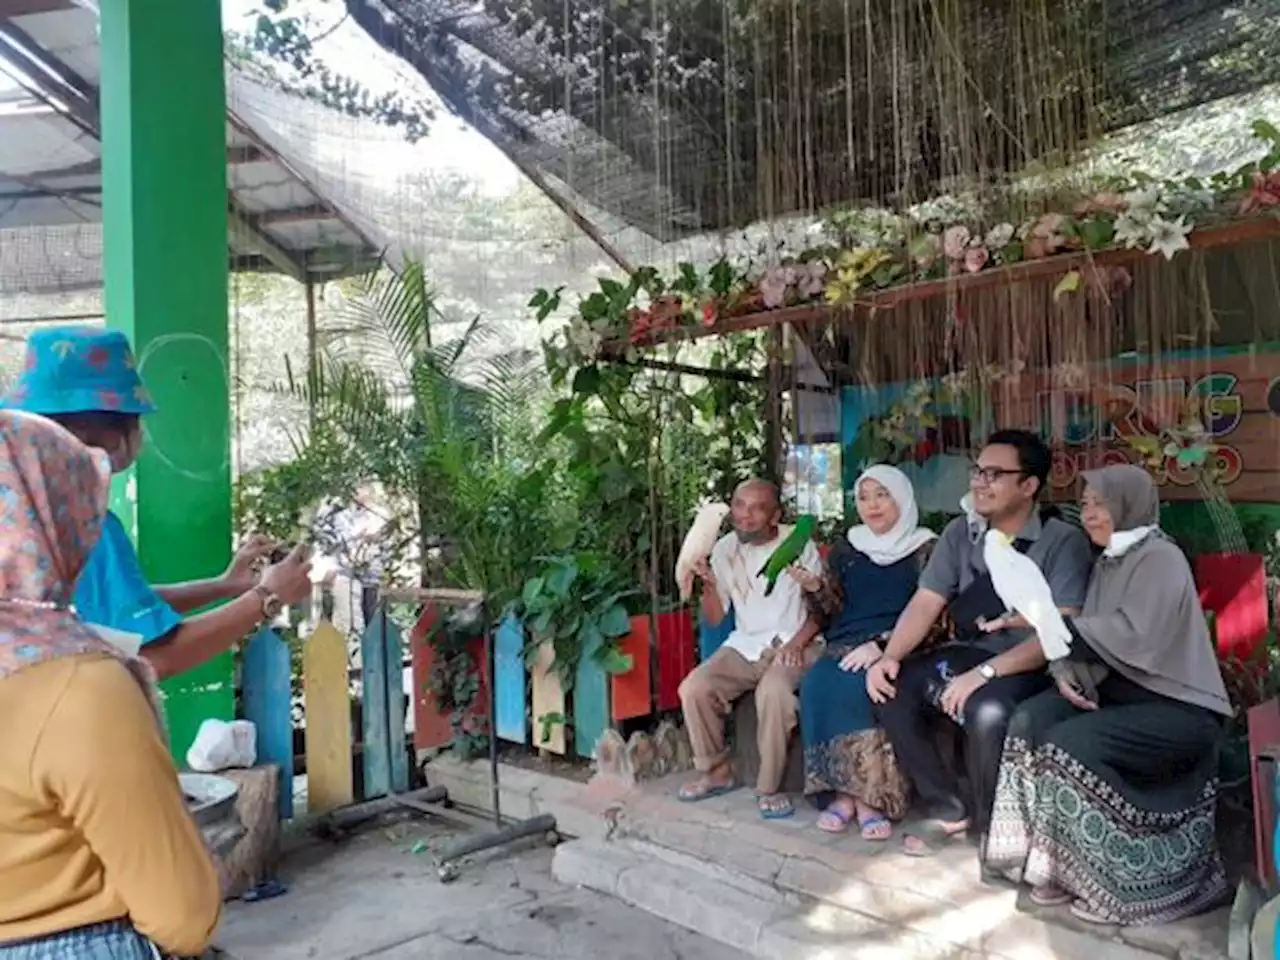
top-left (554, 836), bottom-right (1189, 960)
top-left (428, 757), bottom-right (1230, 960)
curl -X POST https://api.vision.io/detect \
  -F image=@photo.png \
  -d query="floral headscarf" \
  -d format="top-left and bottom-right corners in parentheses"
top-left (0, 410), bottom-right (162, 716)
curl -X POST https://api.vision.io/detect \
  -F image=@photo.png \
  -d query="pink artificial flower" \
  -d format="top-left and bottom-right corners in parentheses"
top-left (758, 266), bottom-right (790, 309)
top-left (1024, 214), bottom-right (1068, 259)
top-left (963, 246), bottom-right (990, 273)
top-left (701, 302), bottom-right (718, 328)
top-left (1240, 171), bottom-right (1280, 215)
top-left (1074, 192), bottom-right (1126, 217)
top-left (796, 261), bottom-right (827, 298)
top-left (943, 225), bottom-right (971, 261)
top-left (1031, 213), bottom-right (1066, 238)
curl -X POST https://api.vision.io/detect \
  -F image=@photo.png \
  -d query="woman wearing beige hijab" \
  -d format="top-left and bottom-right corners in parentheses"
top-left (983, 464), bottom-right (1231, 926)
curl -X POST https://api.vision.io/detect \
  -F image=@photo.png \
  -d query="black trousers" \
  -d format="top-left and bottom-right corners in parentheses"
top-left (874, 644), bottom-right (1049, 832)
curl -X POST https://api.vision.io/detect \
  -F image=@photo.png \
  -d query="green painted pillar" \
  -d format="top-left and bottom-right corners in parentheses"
top-left (100, 0), bottom-right (233, 761)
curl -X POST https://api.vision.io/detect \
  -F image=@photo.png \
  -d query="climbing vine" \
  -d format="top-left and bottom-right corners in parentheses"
top-left (226, 1), bottom-right (434, 142)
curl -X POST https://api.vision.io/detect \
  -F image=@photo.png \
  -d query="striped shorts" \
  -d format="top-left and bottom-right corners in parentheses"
top-left (0, 920), bottom-right (164, 959)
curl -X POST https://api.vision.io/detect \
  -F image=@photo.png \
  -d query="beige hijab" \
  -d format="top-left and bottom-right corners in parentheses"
top-left (1071, 466), bottom-right (1230, 716)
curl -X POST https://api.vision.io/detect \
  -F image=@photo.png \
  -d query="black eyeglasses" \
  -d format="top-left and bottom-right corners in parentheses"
top-left (969, 464), bottom-right (1026, 485)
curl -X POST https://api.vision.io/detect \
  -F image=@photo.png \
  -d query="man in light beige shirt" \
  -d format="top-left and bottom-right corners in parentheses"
top-left (676, 479), bottom-right (821, 819)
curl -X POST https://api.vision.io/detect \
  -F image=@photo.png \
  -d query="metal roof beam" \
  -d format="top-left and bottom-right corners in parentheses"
top-left (0, 21), bottom-right (97, 136)
top-left (228, 197), bottom-right (305, 281)
top-left (28, 145), bottom-right (268, 182)
top-left (255, 203), bottom-right (337, 226)
top-left (0, 0), bottom-right (76, 17)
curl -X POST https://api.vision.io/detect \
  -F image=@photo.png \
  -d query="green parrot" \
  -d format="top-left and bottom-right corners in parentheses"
top-left (757, 514), bottom-right (818, 596)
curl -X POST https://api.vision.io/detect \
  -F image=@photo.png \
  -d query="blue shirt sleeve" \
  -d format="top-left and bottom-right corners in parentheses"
top-left (74, 512), bottom-right (183, 646)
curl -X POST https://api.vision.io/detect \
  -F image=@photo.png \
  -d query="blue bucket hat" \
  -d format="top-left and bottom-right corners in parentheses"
top-left (2, 326), bottom-right (157, 417)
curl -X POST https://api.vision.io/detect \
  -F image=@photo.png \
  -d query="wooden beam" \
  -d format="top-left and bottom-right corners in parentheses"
top-left (623, 217), bottom-right (1280, 350)
top-left (0, 0), bottom-right (75, 18)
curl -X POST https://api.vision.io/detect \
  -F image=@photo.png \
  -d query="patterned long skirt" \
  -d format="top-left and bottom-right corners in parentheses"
top-left (799, 650), bottom-right (910, 818)
top-left (984, 685), bottom-right (1229, 926)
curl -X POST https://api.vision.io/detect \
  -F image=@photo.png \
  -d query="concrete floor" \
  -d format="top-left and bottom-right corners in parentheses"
top-left (214, 815), bottom-right (746, 960)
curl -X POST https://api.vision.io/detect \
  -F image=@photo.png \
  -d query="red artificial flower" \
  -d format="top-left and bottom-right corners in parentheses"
top-left (1240, 171), bottom-right (1280, 215)
top-left (701, 302), bottom-right (718, 328)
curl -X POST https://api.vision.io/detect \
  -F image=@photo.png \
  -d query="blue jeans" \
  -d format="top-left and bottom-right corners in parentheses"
top-left (0, 920), bottom-right (162, 959)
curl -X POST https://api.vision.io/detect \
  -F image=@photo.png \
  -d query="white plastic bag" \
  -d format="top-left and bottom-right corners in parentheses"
top-left (186, 719), bottom-right (257, 772)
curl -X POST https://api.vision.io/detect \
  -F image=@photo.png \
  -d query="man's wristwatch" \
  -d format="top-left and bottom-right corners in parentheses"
top-left (977, 662), bottom-right (997, 682)
top-left (253, 583), bottom-right (284, 622)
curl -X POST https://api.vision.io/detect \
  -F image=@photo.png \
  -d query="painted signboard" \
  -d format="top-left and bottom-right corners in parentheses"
top-left (842, 350), bottom-right (1280, 504)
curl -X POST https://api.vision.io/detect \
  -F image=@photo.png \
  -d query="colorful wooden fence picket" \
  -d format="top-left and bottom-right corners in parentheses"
top-left (494, 614), bottom-right (527, 745)
top-left (361, 606), bottom-right (409, 798)
top-left (410, 604), bottom-right (492, 753)
top-left (240, 625), bottom-right (293, 819)
top-left (574, 629), bottom-right (610, 758)
top-left (699, 608), bottom-right (735, 661)
top-left (655, 609), bottom-right (696, 712)
top-left (1196, 552), bottom-right (1269, 661)
top-left (302, 618), bottom-right (354, 814)
top-left (530, 639), bottom-right (567, 753)
top-left (611, 615), bottom-right (652, 721)
top-left (409, 605), bottom-right (451, 752)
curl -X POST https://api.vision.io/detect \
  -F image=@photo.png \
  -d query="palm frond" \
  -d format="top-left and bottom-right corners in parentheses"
top-left (320, 260), bottom-right (441, 386)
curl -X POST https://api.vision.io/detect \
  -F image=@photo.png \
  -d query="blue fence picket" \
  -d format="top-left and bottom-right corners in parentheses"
top-left (574, 629), bottom-right (609, 759)
top-left (241, 625), bottom-right (293, 819)
top-left (360, 610), bottom-right (391, 800)
top-left (382, 611), bottom-right (409, 794)
top-left (698, 608), bottom-right (735, 661)
top-left (494, 614), bottom-right (527, 744)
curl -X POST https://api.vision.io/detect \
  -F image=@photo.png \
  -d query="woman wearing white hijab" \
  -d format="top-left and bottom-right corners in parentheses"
top-left (797, 465), bottom-right (937, 838)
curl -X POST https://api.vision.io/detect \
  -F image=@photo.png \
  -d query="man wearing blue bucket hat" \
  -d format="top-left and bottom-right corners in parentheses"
top-left (3, 326), bottom-right (313, 679)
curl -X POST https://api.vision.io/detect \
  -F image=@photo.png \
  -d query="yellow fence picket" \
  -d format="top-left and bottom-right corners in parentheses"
top-left (303, 619), bottom-right (354, 813)
top-left (529, 640), bottom-right (566, 755)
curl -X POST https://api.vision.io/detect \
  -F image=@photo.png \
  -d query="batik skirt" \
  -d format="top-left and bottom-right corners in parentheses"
top-left (984, 683), bottom-right (1229, 925)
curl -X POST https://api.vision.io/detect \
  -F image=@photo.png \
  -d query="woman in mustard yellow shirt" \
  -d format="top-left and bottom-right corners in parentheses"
top-left (0, 410), bottom-right (222, 958)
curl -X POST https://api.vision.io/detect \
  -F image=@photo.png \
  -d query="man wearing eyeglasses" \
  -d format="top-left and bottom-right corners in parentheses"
top-left (864, 429), bottom-right (1094, 858)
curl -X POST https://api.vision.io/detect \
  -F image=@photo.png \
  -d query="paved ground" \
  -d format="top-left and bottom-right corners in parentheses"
top-left (215, 814), bottom-right (746, 960)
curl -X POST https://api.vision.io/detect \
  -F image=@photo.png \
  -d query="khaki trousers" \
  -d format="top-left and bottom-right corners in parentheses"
top-left (678, 645), bottom-right (815, 794)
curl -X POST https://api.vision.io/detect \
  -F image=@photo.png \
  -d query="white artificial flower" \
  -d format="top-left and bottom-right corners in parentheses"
top-left (1146, 215), bottom-right (1192, 261)
top-left (567, 319), bottom-right (603, 360)
top-left (1122, 187), bottom-right (1166, 216)
top-left (985, 222), bottom-right (1015, 249)
top-left (1113, 213), bottom-right (1150, 250)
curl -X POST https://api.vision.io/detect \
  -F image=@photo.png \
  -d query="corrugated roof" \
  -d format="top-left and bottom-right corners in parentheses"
top-left (0, 1), bottom-right (382, 295)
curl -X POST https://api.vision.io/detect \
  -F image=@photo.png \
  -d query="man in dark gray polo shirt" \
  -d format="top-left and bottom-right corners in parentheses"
top-left (865, 429), bottom-right (1095, 856)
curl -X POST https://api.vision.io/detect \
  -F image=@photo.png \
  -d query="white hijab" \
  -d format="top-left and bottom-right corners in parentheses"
top-left (847, 465), bottom-right (937, 566)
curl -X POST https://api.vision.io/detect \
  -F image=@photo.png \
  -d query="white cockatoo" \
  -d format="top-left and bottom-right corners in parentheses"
top-left (676, 502), bottom-right (731, 600)
top-left (982, 529), bottom-right (1072, 660)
